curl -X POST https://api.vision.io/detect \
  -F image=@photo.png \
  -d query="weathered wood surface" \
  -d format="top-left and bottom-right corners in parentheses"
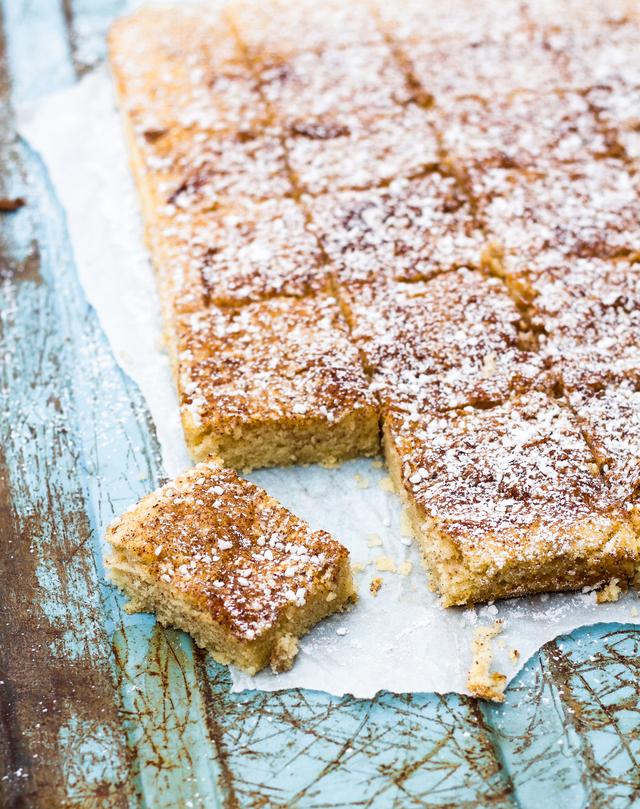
top-left (0, 1), bottom-right (639, 807)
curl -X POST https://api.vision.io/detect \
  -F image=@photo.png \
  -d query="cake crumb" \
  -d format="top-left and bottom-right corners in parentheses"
top-left (508, 649), bottom-right (520, 666)
top-left (319, 457), bottom-right (343, 469)
top-left (371, 461), bottom-right (383, 468)
top-left (104, 457), bottom-right (355, 676)
top-left (270, 633), bottom-right (299, 673)
top-left (481, 352), bottom-right (496, 377)
top-left (370, 577), bottom-right (383, 596)
top-left (375, 556), bottom-right (396, 573)
top-left (397, 560), bottom-right (412, 576)
top-left (496, 639), bottom-right (507, 649)
top-left (631, 607), bottom-right (639, 618)
top-left (467, 620), bottom-right (507, 703)
top-left (353, 474), bottom-right (370, 489)
top-left (399, 511), bottom-right (415, 538)
top-left (366, 533), bottom-right (382, 548)
top-left (351, 561), bottom-right (369, 573)
top-left (378, 477), bottom-right (395, 493)
top-left (597, 579), bottom-right (622, 603)
top-left (428, 581), bottom-right (436, 592)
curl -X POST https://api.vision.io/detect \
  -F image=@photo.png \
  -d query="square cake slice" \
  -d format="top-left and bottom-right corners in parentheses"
top-left (383, 391), bottom-right (640, 606)
top-left (176, 294), bottom-right (380, 469)
top-left (338, 269), bottom-right (526, 387)
top-left (308, 176), bottom-right (482, 286)
top-left (104, 456), bottom-right (357, 675)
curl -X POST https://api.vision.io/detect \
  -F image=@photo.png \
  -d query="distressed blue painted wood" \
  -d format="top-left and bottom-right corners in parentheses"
top-left (1, 1), bottom-right (640, 807)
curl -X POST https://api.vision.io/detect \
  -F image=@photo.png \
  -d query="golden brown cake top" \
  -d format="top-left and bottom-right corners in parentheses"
top-left (107, 457), bottom-right (349, 641)
top-left (308, 174), bottom-right (482, 285)
top-left (177, 294), bottom-right (377, 430)
top-left (568, 378), bottom-right (640, 505)
top-left (387, 391), bottom-right (623, 563)
top-left (510, 259), bottom-right (640, 367)
top-left (339, 268), bottom-right (525, 378)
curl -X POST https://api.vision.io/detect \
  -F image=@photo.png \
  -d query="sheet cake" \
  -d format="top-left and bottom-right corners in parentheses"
top-left (109, 0), bottom-right (640, 613)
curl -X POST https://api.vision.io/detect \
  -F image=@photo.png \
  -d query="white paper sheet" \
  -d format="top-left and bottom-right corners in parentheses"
top-left (18, 65), bottom-right (640, 699)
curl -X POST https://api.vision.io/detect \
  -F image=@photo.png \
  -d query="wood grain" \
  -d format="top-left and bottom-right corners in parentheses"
top-left (1, 1), bottom-right (640, 807)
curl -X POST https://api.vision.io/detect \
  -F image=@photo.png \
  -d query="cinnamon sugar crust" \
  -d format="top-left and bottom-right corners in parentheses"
top-left (105, 457), bottom-right (356, 675)
top-left (476, 165), bottom-right (640, 271)
top-left (288, 108), bottom-right (440, 197)
top-left (507, 259), bottom-right (640, 368)
top-left (177, 294), bottom-right (379, 467)
top-left (438, 90), bottom-right (603, 171)
top-left (170, 198), bottom-right (329, 312)
top-left (308, 176), bottom-right (483, 285)
top-left (384, 391), bottom-right (640, 606)
top-left (339, 269), bottom-right (524, 380)
top-left (381, 352), bottom-right (548, 422)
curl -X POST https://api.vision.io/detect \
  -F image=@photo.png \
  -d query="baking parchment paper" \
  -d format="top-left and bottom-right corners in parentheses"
top-left (18, 63), bottom-right (640, 699)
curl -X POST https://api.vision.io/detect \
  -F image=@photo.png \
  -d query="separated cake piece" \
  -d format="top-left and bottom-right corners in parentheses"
top-left (176, 294), bottom-right (380, 468)
top-left (105, 456), bottom-right (357, 675)
top-left (384, 391), bottom-right (640, 606)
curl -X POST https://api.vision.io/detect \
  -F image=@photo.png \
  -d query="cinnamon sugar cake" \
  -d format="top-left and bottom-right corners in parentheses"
top-left (109, 0), bottom-right (640, 618)
top-left (105, 457), bottom-right (356, 674)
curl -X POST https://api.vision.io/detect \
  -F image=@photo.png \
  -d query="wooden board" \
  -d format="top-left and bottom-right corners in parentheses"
top-left (1, 1), bottom-right (640, 806)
